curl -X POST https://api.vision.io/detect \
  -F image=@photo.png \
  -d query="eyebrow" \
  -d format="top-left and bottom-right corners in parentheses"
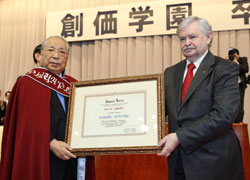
top-left (47, 46), bottom-right (66, 50)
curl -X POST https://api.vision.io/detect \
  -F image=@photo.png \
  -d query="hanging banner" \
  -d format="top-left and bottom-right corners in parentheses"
top-left (46, 0), bottom-right (250, 42)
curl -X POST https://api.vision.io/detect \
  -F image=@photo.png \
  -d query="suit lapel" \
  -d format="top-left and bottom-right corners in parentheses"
top-left (51, 90), bottom-right (66, 119)
top-left (174, 61), bottom-right (186, 109)
top-left (180, 51), bottom-right (215, 108)
top-left (65, 95), bottom-right (69, 114)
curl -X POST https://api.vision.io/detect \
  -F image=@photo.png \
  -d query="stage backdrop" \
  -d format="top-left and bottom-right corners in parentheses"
top-left (46, 0), bottom-right (250, 41)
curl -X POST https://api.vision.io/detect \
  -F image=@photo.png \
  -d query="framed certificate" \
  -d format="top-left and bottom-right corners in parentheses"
top-left (65, 74), bottom-right (165, 156)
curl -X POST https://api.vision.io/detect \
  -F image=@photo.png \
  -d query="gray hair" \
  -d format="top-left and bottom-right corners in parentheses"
top-left (177, 16), bottom-right (213, 47)
top-left (41, 36), bottom-right (70, 52)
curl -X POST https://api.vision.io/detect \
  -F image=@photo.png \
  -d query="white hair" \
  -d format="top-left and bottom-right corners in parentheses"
top-left (41, 36), bottom-right (70, 52)
top-left (177, 16), bottom-right (213, 47)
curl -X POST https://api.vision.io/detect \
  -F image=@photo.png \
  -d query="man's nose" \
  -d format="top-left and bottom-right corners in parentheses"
top-left (52, 50), bottom-right (59, 58)
top-left (184, 38), bottom-right (191, 46)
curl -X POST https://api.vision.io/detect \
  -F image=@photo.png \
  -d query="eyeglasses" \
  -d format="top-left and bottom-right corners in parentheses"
top-left (42, 48), bottom-right (68, 56)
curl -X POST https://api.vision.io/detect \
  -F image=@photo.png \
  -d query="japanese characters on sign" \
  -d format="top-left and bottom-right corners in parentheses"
top-left (46, 0), bottom-right (250, 42)
top-left (61, 13), bottom-right (83, 38)
top-left (128, 6), bottom-right (154, 32)
top-left (231, 0), bottom-right (250, 24)
top-left (94, 10), bottom-right (118, 36)
top-left (166, 3), bottom-right (192, 30)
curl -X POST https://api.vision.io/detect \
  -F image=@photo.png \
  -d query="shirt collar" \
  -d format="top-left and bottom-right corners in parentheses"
top-left (58, 71), bottom-right (65, 78)
top-left (186, 50), bottom-right (208, 68)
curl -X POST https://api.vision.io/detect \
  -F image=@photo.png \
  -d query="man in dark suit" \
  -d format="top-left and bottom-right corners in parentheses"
top-left (228, 48), bottom-right (249, 123)
top-left (4, 91), bottom-right (11, 103)
top-left (0, 89), bottom-right (7, 125)
top-left (158, 16), bottom-right (244, 180)
top-left (50, 90), bottom-right (77, 180)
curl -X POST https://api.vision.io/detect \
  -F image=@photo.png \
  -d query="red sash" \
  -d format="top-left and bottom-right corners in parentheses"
top-left (24, 67), bottom-right (71, 97)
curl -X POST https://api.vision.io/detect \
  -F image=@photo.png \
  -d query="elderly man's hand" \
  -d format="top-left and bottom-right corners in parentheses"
top-left (50, 139), bottom-right (77, 160)
top-left (157, 133), bottom-right (180, 157)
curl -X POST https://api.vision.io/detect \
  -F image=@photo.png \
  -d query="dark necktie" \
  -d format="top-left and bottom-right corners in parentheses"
top-left (181, 63), bottom-right (195, 104)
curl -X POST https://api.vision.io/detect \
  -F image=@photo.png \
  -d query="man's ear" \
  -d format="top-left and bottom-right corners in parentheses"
top-left (35, 53), bottom-right (41, 64)
top-left (207, 31), bottom-right (213, 45)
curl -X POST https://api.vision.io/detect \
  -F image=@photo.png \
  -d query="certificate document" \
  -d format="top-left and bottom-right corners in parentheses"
top-left (83, 91), bottom-right (146, 137)
top-left (66, 74), bottom-right (165, 156)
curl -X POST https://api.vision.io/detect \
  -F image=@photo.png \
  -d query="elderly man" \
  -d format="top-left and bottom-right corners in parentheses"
top-left (158, 16), bottom-right (244, 180)
top-left (0, 36), bottom-right (94, 180)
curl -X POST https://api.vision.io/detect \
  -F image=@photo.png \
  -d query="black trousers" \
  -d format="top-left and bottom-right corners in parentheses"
top-left (235, 83), bottom-right (245, 123)
top-left (62, 159), bottom-right (77, 180)
top-left (175, 149), bottom-right (186, 180)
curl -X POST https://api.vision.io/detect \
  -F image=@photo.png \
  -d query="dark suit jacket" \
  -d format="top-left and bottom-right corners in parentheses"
top-left (164, 51), bottom-right (244, 180)
top-left (238, 56), bottom-right (249, 89)
top-left (50, 90), bottom-right (77, 180)
top-left (235, 56), bottom-right (249, 122)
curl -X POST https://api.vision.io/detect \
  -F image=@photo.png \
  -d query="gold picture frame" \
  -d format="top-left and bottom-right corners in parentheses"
top-left (65, 73), bottom-right (165, 156)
